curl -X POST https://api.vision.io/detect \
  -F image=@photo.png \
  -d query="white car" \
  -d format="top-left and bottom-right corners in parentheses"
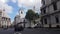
top-left (32, 23), bottom-right (41, 28)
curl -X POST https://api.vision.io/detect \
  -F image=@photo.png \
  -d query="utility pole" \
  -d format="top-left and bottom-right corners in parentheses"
top-left (23, 19), bottom-right (25, 28)
top-left (0, 10), bottom-right (2, 28)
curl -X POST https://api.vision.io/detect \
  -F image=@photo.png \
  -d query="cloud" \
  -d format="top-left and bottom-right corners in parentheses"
top-left (18, 0), bottom-right (42, 13)
top-left (0, 0), bottom-right (13, 18)
top-left (11, 0), bottom-right (17, 3)
top-left (18, 0), bottom-right (41, 7)
top-left (0, 0), bottom-right (9, 3)
top-left (0, 0), bottom-right (13, 14)
top-left (4, 4), bottom-right (13, 14)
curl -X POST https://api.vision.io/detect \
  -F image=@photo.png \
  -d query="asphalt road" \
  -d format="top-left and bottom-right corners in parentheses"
top-left (0, 28), bottom-right (60, 34)
top-left (0, 28), bottom-right (14, 34)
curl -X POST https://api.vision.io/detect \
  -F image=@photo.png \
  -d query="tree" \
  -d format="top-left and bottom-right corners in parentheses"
top-left (25, 9), bottom-right (35, 27)
top-left (25, 9), bottom-right (39, 27)
top-left (34, 13), bottom-right (39, 20)
top-left (25, 9), bottom-right (35, 21)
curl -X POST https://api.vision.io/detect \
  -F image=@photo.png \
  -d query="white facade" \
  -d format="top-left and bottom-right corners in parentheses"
top-left (14, 15), bottom-right (24, 25)
top-left (0, 9), bottom-right (11, 28)
top-left (14, 15), bottom-right (31, 27)
top-left (41, 0), bottom-right (60, 28)
top-left (14, 8), bottom-right (32, 28)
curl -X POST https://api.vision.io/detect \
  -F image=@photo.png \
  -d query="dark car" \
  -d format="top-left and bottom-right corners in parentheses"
top-left (2, 26), bottom-right (8, 30)
top-left (14, 22), bottom-right (24, 31)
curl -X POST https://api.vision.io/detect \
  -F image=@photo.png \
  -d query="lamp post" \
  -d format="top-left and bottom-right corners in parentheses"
top-left (23, 19), bottom-right (25, 28)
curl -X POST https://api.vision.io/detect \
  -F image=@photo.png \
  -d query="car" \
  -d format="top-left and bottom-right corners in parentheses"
top-left (31, 23), bottom-right (41, 28)
top-left (14, 22), bottom-right (24, 31)
top-left (2, 26), bottom-right (8, 30)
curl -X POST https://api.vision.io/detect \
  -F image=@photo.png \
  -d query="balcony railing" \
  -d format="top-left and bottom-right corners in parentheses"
top-left (51, 0), bottom-right (60, 4)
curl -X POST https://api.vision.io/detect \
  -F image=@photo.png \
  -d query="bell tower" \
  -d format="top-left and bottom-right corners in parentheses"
top-left (19, 8), bottom-right (24, 18)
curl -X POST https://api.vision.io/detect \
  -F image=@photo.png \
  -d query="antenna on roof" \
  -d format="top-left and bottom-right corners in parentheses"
top-left (33, 6), bottom-right (35, 10)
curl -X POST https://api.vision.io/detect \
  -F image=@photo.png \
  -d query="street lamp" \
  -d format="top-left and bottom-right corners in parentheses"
top-left (23, 19), bottom-right (25, 28)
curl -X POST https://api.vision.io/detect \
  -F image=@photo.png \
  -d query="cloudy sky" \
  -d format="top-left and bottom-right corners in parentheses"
top-left (0, 0), bottom-right (42, 22)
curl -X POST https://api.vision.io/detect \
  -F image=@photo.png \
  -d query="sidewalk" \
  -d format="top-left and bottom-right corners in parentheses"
top-left (0, 28), bottom-right (4, 30)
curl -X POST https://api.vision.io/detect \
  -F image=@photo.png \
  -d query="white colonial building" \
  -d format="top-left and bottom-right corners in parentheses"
top-left (41, 0), bottom-right (60, 28)
top-left (0, 9), bottom-right (11, 28)
top-left (14, 8), bottom-right (32, 28)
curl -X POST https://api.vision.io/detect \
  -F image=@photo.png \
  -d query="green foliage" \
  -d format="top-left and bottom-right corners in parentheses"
top-left (34, 13), bottom-right (39, 20)
top-left (25, 9), bottom-right (35, 21)
top-left (25, 9), bottom-right (40, 26)
top-left (25, 9), bottom-right (39, 21)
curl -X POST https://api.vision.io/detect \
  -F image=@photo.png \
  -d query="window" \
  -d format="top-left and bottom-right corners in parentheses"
top-left (53, 2), bottom-right (57, 10)
top-left (41, 9), bottom-right (43, 14)
top-left (42, 0), bottom-right (45, 5)
top-left (44, 18), bottom-right (47, 24)
top-left (0, 14), bottom-right (1, 16)
top-left (55, 16), bottom-right (59, 23)
top-left (6, 18), bottom-right (7, 20)
top-left (43, 9), bottom-right (46, 14)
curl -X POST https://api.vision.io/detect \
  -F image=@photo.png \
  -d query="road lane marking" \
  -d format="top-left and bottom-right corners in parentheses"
top-left (14, 32), bottom-right (22, 34)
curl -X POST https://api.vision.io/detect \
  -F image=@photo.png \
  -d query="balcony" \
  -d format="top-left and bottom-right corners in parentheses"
top-left (40, 5), bottom-right (47, 9)
top-left (41, 9), bottom-right (60, 17)
top-left (41, 13), bottom-right (50, 17)
top-left (51, 0), bottom-right (60, 4)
